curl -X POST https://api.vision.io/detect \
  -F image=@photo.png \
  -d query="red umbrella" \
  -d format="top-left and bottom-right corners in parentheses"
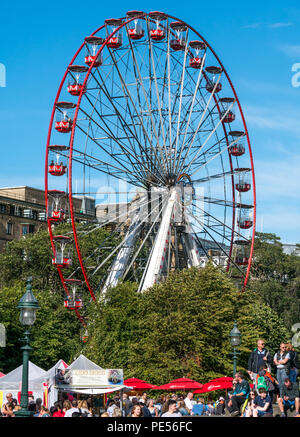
top-left (0, 372), bottom-right (5, 378)
top-left (193, 380), bottom-right (233, 394)
top-left (123, 378), bottom-right (157, 390)
top-left (209, 377), bottom-right (233, 383)
top-left (154, 377), bottom-right (203, 391)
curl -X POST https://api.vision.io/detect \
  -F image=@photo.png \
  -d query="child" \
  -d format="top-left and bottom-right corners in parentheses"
top-left (252, 388), bottom-right (273, 417)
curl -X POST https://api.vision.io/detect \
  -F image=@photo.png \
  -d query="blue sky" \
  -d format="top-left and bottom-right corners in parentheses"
top-left (0, 0), bottom-right (300, 243)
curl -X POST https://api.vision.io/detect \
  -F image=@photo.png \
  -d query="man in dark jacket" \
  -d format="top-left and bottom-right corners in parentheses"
top-left (248, 339), bottom-right (272, 389)
top-left (277, 377), bottom-right (299, 417)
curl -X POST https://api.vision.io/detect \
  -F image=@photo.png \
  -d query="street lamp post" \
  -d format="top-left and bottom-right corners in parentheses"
top-left (15, 277), bottom-right (39, 417)
top-left (230, 321), bottom-right (241, 378)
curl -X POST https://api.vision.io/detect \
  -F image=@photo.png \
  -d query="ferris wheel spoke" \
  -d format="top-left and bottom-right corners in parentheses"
top-left (185, 207), bottom-right (246, 275)
top-left (77, 104), bottom-right (152, 181)
top-left (103, 48), bottom-right (168, 180)
top-left (176, 73), bottom-right (222, 174)
top-left (91, 192), bottom-right (167, 278)
top-left (124, 35), bottom-right (169, 176)
top-left (190, 200), bottom-right (250, 243)
top-left (174, 51), bottom-right (207, 174)
top-left (182, 99), bottom-right (235, 176)
top-left (172, 30), bottom-right (189, 176)
top-left (73, 123), bottom-right (147, 187)
top-left (147, 23), bottom-right (170, 173)
top-left (189, 132), bottom-right (243, 179)
top-left (88, 69), bottom-right (149, 161)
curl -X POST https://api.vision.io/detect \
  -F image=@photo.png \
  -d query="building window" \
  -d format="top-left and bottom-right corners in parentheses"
top-left (22, 224), bottom-right (35, 236)
top-left (6, 222), bottom-right (13, 235)
top-left (0, 204), bottom-right (6, 214)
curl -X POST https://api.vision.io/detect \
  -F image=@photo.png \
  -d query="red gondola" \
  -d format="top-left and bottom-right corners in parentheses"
top-left (84, 36), bottom-right (104, 67)
top-left (54, 102), bottom-right (76, 133)
top-left (48, 145), bottom-right (68, 176)
top-left (205, 66), bottom-right (222, 93)
top-left (189, 41), bottom-right (206, 69)
top-left (105, 19), bottom-right (123, 49)
top-left (149, 11), bottom-right (166, 41)
top-left (126, 11), bottom-right (145, 40)
top-left (67, 65), bottom-right (89, 96)
top-left (219, 97), bottom-right (235, 123)
top-left (170, 22), bottom-right (187, 51)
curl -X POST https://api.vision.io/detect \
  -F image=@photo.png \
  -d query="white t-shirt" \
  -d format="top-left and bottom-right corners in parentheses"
top-left (184, 397), bottom-right (193, 411)
top-left (64, 407), bottom-right (80, 417)
top-left (161, 411), bottom-right (182, 417)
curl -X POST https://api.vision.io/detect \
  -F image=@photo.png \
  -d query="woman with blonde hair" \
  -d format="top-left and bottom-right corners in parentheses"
top-left (78, 399), bottom-right (92, 417)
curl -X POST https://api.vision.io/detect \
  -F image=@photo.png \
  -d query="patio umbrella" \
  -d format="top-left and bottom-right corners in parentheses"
top-left (123, 378), bottom-right (157, 390)
top-left (193, 380), bottom-right (233, 394)
top-left (209, 377), bottom-right (233, 383)
top-left (0, 372), bottom-right (5, 378)
top-left (154, 377), bottom-right (203, 391)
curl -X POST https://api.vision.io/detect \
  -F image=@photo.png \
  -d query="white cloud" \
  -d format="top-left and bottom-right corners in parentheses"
top-left (242, 22), bottom-right (294, 30)
top-left (278, 44), bottom-right (300, 57)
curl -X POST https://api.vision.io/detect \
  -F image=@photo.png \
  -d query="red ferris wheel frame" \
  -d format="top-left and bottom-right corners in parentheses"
top-left (45, 11), bottom-right (256, 325)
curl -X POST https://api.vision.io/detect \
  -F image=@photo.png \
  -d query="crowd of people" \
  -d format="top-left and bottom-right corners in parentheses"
top-left (1, 339), bottom-right (299, 418)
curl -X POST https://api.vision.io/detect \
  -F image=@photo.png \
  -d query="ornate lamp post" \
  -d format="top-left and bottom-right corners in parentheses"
top-left (15, 277), bottom-right (39, 417)
top-left (230, 321), bottom-right (241, 378)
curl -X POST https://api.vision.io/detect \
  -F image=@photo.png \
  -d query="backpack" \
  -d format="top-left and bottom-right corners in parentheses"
top-left (257, 375), bottom-right (268, 391)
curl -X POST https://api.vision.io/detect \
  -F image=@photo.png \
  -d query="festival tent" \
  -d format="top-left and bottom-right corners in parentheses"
top-left (123, 378), bottom-right (157, 390)
top-left (57, 354), bottom-right (132, 396)
top-left (30, 359), bottom-right (69, 407)
top-left (154, 377), bottom-right (203, 391)
top-left (0, 361), bottom-right (46, 404)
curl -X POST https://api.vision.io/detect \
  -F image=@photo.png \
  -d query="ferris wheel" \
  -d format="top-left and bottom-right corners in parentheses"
top-left (45, 11), bottom-right (256, 329)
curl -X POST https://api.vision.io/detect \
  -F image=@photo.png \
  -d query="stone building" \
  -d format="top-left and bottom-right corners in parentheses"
top-left (0, 186), bottom-right (95, 251)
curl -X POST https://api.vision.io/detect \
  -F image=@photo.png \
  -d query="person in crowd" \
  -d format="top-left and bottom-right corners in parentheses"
top-left (171, 394), bottom-right (178, 402)
top-left (78, 400), bottom-right (92, 417)
top-left (35, 397), bottom-right (43, 416)
top-left (106, 399), bottom-right (117, 417)
top-left (154, 396), bottom-right (163, 415)
top-left (62, 400), bottom-right (72, 415)
top-left (122, 393), bottom-right (132, 417)
top-left (285, 343), bottom-right (299, 383)
top-left (1, 402), bottom-right (15, 417)
top-left (1, 393), bottom-right (13, 416)
top-left (147, 399), bottom-right (159, 417)
top-left (215, 397), bottom-right (226, 416)
top-left (226, 372), bottom-right (250, 416)
top-left (273, 343), bottom-right (291, 392)
top-left (141, 392), bottom-right (148, 404)
top-left (192, 398), bottom-right (207, 416)
top-left (255, 363), bottom-right (276, 402)
top-left (112, 407), bottom-right (122, 417)
top-left (64, 399), bottom-right (80, 417)
top-left (248, 339), bottom-right (272, 389)
top-left (52, 400), bottom-right (65, 417)
top-left (177, 400), bottom-right (190, 416)
top-left (101, 412), bottom-right (110, 417)
top-left (243, 390), bottom-right (258, 417)
top-left (129, 404), bottom-right (143, 417)
top-left (37, 405), bottom-right (50, 417)
top-left (277, 377), bottom-right (300, 417)
top-left (160, 395), bottom-right (171, 415)
top-left (184, 392), bottom-right (194, 414)
top-left (140, 400), bottom-right (151, 417)
top-left (161, 399), bottom-right (182, 417)
top-left (252, 388), bottom-right (273, 417)
top-left (205, 396), bottom-right (216, 416)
